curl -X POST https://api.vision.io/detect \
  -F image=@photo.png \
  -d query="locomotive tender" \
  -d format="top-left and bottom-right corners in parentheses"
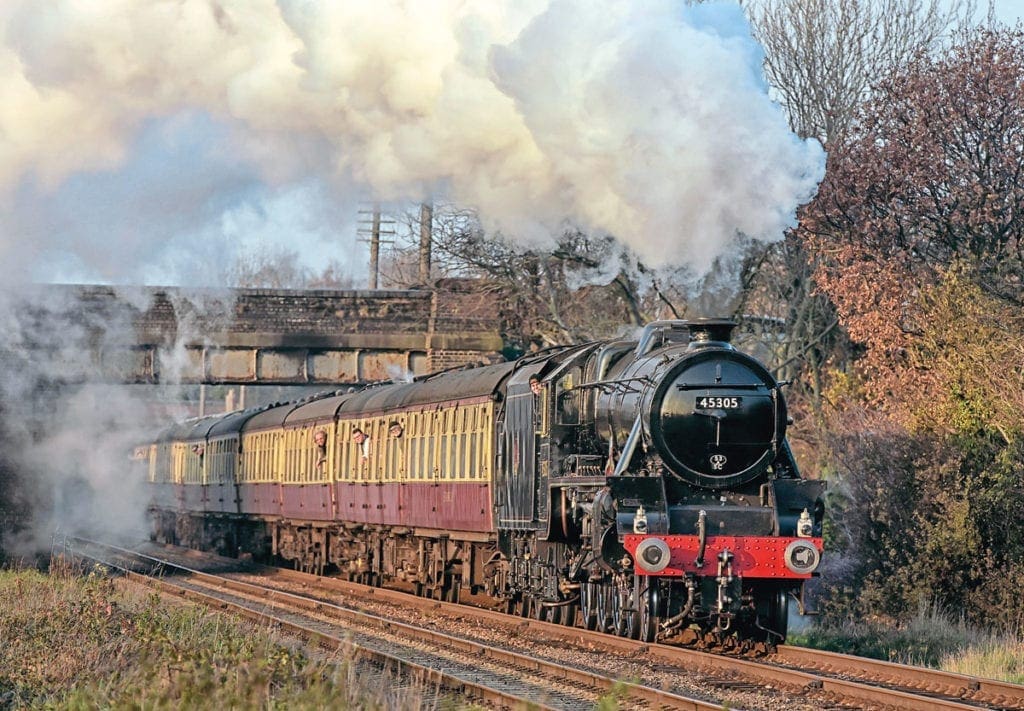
top-left (145, 319), bottom-right (824, 646)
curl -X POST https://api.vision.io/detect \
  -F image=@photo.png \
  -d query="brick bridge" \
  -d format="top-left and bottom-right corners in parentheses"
top-left (22, 282), bottom-right (504, 385)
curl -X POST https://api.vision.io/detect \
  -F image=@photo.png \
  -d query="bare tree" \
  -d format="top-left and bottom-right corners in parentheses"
top-left (729, 0), bottom-right (972, 470)
top-left (379, 203), bottom-right (725, 351)
top-left (749, 0), bottom-right (972, 143)
top-left (229, 245), bottom-right (354, 290)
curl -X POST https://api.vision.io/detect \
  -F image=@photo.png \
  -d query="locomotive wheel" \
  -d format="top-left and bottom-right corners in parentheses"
top-left (763, 587), bottom-right (789, 643)
top-left (547, 601), bottom-right (574, 626)
top-left (534, 598), bottom-right (549, 621)
top-left (580, 582), bottom-right (599, 631)
top-left (595, 583), bottom-right (614, 632)
top-left (561, 601), bottom-right (579, 627)
top-left (635, 577), bottom-right (659, 643)
top-left (518, 596), bottom-right (533, 618)
top-left (612, 582), bottom-right (636, 637)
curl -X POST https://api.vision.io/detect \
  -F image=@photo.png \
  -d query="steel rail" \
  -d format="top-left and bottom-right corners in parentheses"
top-left (212, 556), bottom-right (1007, 711)
top-left (777, 644), bottom-right (1024, 710)
top-left (68, 537), bottom-right (1022, 711)
top-left (67, 537), bottom-right (724, 711)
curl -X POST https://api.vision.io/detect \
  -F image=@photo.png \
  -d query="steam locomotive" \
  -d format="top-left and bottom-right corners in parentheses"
top-left (144, 319), bottom-right (824, 647)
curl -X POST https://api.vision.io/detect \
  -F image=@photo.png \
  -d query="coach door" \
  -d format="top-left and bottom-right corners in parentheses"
top-left (497, 384), bottom-right (539, 529)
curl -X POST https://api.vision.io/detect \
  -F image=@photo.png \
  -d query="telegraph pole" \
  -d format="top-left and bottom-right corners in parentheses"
top-left (358, 204), bottom-right (394, 289)
top-left (368, 209), bottom-right (381, 289)
top-left (418, 202), bottom-right (433, 285)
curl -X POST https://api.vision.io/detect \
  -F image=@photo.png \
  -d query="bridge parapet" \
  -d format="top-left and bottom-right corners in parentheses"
top-left (17, 284), bottom-right (504, 385)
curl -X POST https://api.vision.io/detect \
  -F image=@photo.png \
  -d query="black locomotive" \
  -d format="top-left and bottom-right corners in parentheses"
top-left (146, 318), bottom-right (825, 647)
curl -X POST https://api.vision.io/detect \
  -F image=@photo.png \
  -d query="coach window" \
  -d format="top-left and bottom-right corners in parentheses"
top-left (415, 414), bottom-right (424, 479)
top-left (425, 412), bottom-right (437, 478)
top-left (372, 420), bottom-right (385, 482)
top-left (209, 441), bottom-right (219, 483)
top-left (407, 414), bottom-right (419, 480)
top-left (246, 437), bottom-right (255, 482)
top-left (472, 406), bottom-right (483, 479)
top-left (470, 407), bottom-right (480, 478)
top-left (466, 409), bottom-right (477, 480)
top-left (472, 407), bottom-right (481, 479)
top-left (259, 434), bottom-right (267, 481)
top-left (364, 422), bottom-right (375, 482)
top-left (417, 412), bottom-right (428, 480)
top-left (449, 409), bottom-right (459, 479)
top-left (290, 430), bottom-right (301, 482)
top-left (240, 439), bottom-right (248, 482)
top-left (214, 440), bottom-right (224, 483)
top-left (374, 421), bottom-right (384, 481)
top-left (253, 436), bottom-right (260, 481)
top-left (453, 409), bottom-right (462, 479)
top-left (284, 431), bottom-right (295, 483)
top-left (336, 423), bottom-right (347, 480)
top-left (416, 412), bottom-right (427, 480)
top-left (449, 409), bottom-right (458, 479)
top-left (438, 410), bottom-right (448, 480)
top-left (455, 408), bottom-right (466, 479)
top-left (259, 434), bottom-right (266, 481)
top-left (364, 422), bottom-right (375, 481)
top-left (388, 419), bottom-right (405, 480)
top-left (213, 441), bottom-right (223, 483)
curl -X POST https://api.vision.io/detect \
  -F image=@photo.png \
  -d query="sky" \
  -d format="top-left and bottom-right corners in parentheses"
top-left (0, 0), bottom-right (827, 288)
top-left (995, 0), bottom-right (1024, 21)
top-left (1, 0), bottom-right (1021, 290)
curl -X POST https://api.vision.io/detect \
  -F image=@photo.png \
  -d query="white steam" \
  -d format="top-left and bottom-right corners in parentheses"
top-left (0, 0), bottom-right (825, 552)
top-left (1, 0), bottom-right (822, 283)
top-left (0, 286), bottom-right (237, 555)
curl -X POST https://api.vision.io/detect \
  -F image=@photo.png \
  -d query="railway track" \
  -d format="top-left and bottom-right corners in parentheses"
top-left (63, 536), bottom-right (723, 710)
top-left (773, 645), bottom-right (1024, 710)
top-left (62, 537), bottom-right (1024, 711)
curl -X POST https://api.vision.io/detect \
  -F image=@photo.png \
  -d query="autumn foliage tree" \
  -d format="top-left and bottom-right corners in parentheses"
top-left (797, 28), bottom-right (1024, 628)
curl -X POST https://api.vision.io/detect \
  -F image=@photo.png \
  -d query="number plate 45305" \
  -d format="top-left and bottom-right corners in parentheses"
top-left (695, 396), bottom-right (742, 409)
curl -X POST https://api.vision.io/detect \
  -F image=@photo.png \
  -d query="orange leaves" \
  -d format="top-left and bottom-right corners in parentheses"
top-left (797, 28), bottom-right (1024, 432)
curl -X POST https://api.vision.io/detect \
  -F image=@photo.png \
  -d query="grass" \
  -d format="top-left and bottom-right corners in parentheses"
top-left (789, 604), bottom-right (1024, 683)
top-left (0, 557), bottom-right (479, 709)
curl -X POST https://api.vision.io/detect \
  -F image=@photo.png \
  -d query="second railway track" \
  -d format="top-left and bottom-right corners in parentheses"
top-left (63, 536), bottom-right (1024, 711)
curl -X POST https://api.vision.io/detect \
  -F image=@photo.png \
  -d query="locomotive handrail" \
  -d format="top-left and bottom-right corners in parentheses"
top-left (674, 382), bottom-right (769, 390)
top-left (573, 375), bottom-right (650, 393)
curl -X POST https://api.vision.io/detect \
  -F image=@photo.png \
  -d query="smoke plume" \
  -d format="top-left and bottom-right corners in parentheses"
top-left (1, 0), bottom-right (822, 283)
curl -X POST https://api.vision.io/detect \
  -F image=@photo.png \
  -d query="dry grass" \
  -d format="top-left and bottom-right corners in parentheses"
top-left (791, 603), bottom-right (1024, 683)
top-left (939, 638), bottom-right (1024, 683)
top-left (0, 557), bottom-right (477, 709)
